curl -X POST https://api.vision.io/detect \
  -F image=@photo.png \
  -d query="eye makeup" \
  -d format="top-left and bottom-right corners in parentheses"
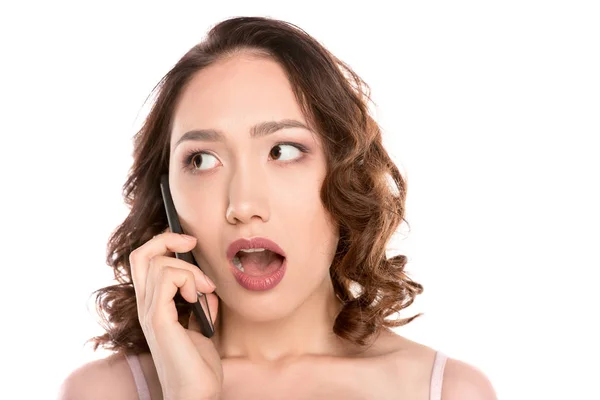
top-left (180, 141), bottom-right (311, 175)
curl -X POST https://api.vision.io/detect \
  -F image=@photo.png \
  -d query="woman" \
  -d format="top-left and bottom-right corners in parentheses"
top-left (59, 16), bottom-right (496, 400)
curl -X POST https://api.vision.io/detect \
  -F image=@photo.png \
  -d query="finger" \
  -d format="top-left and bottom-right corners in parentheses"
top-left (148, 255), bottom-right (216, 295)
top-left (130, 232), bottom-right (197, 307)
top-left (144, 254), bottom-right (215, 313)
top-left (154, 227), bottom-right (175, 257)
top-left (146, 266), bottom-right (198, 324)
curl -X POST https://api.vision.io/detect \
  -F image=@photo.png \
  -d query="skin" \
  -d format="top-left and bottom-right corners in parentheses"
top-left (168, 51), bottom-right (344, 363)
top-left (58, 51), bottom-right (497, 400)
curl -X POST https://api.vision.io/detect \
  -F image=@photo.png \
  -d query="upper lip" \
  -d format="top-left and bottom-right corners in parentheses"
top-left (226, 237), bottom-right (286, 260)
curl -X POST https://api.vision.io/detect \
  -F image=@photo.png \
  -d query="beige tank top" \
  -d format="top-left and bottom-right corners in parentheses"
top-left (125, 350), bottom-right (448, 400)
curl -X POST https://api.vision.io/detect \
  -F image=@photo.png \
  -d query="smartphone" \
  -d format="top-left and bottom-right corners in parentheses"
top-left (159, 174), bottom-right (215, 338)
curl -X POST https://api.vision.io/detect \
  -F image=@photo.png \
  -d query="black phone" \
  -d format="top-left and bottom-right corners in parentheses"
top-left (159, 174), bottom-right (215, 338)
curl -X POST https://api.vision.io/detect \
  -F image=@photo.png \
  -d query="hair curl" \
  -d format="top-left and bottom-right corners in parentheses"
top-left (87, 16), bottom-right (423, 355)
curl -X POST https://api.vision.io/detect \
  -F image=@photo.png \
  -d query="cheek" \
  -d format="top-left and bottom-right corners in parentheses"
top-left (278, 175), bottom-right (322, 224)
top-left (178, 190), bottom-right (221, 236)
top-left (176, 192), bottom-right (225, 268)
top-left (286, 182), bottom-right (338, 267)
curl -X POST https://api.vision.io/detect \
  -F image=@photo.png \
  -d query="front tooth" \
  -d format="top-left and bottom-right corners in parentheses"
top-left (232, 256), bottom-right (244, 272)
top-left (239, 248), bottom-right (265, 253)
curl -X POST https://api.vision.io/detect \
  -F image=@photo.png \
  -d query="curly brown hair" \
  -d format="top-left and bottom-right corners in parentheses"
top-left (87, 16), bottom-right (423, 356)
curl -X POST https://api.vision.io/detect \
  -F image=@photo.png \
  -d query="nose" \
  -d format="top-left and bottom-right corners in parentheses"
top-left (225, 163), bottom-right (270, 225)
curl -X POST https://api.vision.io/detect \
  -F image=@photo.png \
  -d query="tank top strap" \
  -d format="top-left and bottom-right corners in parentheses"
top-left (125, 353), bottom-right (152, 400)
top-left (430, 351), bottom-right (448, 400)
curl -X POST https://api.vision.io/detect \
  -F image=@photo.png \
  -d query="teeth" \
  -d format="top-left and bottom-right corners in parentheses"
top-left (239, 248), bottom-right (266, 253)
top-left (232, 256), bottom-right (244, 272)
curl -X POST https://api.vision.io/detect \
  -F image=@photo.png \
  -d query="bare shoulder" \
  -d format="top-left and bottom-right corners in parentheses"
top-left (57, 353), bottom-right (139, 400)
top-left (363, 329), bottom-right (438, 368)
top-left (441, 357), bottom-right (497, 400)
top-left (351, 330), bottom-right (438, 398)
top-left (364, 330), bottom-right (496, 399)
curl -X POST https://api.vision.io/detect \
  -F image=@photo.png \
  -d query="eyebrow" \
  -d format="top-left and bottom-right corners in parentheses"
top-left (174, 119), bottom-right (310, 149)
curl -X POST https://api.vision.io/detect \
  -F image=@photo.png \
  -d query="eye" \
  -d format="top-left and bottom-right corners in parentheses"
top-left (269, 143), bottom-right (303, 162)
top-left (186, 151), bottom-right (220, 172)
top-left (182, 142), bottom-right (309, 175)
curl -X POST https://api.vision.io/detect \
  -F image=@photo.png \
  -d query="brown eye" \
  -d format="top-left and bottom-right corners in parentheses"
top-left (269, 144), bottom-right (301, 161)
top-left (270, 145), bottom-right (282, 160)
top-left (191, 154), bottom-right (202, 169)
top-left (189, 152), bottom-right (219, 171)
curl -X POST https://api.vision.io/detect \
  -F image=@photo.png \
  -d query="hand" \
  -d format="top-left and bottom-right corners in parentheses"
top-left (129, 229), bottom-right (222, 400)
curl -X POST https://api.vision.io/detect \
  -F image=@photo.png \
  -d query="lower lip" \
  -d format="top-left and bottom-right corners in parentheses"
top-left (229, 258), bottom-right (287, 291)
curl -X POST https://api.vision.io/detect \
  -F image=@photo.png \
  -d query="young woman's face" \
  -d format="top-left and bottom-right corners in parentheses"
top-left (169, 53), bottom-right (339, 322)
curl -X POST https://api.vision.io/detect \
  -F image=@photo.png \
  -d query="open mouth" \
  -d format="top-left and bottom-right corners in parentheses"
top-left (226, 237), bottom-right (288, 291)
top-left (232, 248), bottom-right (286, 277)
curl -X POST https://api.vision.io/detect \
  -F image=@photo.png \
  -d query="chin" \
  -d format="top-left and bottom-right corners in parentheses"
top-left (220, 282), bottom-right (310, 323)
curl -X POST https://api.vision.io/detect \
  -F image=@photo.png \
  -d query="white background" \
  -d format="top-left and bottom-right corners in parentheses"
top-left (1, 1), bottom-right (598, 399)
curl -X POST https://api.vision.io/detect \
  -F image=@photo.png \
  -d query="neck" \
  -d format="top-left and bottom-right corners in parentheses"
top-left (212, 278), bottom-right (347, 363)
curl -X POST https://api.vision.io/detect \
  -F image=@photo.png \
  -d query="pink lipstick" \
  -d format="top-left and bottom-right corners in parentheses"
top-left (227, 237), bottom-right (287, 291)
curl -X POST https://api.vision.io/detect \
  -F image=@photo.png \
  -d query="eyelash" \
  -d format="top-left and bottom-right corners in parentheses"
top-left (181, 142), bottom-right (310, 175)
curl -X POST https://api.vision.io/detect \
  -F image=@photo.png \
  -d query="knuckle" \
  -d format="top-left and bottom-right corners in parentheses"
top-left (159, 265), bottom-right (176, 280)
top-left (128, 249), bottom-right (139, 266)
top-left (186, 269), bottom-right (196, 281)
top-left (129, 247), bottom-right (149, 269)
top-left (129, 251), bottom-right (143, 279)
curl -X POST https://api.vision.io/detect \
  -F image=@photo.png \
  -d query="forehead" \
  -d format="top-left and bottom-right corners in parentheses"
top-left (171, 53), bottom-right (307, 140)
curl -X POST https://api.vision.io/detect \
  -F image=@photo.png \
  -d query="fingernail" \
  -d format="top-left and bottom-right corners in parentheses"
top-left (182, 234), bottom-right (196, 241)
top-left (204, 274), bottom-right (216, 289)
